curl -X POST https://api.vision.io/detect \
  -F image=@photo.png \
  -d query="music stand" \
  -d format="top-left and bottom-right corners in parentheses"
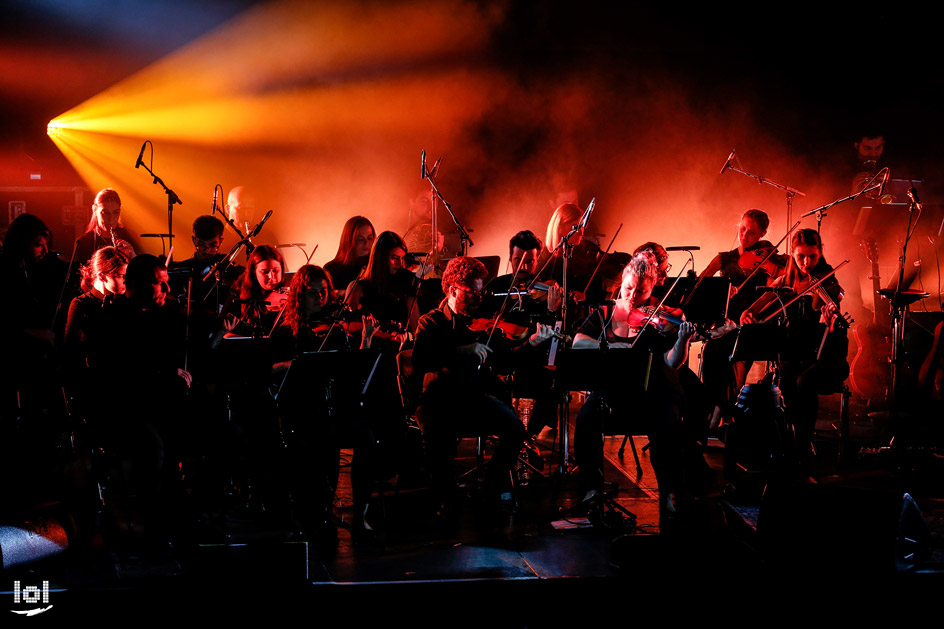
top-left (730, 323), bottom-right (785, 364)
top-left (275, 349), bottom-right (382, 413)
top-left (676, 277), bottom-right (732, 325)
top-left (555, 347), bottom-right (654, 529)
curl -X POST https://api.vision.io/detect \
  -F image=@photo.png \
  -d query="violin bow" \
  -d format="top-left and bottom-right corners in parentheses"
top-left (758, 260), bottom-right (850, 324)
top-left (485, 255), bottom-right (529, 349)
top-left (582, 223), bottom-right (623, 297)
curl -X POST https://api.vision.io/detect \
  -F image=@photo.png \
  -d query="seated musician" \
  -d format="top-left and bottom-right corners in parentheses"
top-left (223, 244), bottom-right (287, 336)
top-left (325, 216), bottom-right (375, 299)
top-left (413, 256), bottom-right (554, 514)
top-left (345, 230), bottom-right (415, 348)
top-left (740, 228), bottom-right (848, 468)
top-left (274, 264), bottom-right (374, 358)
top-left (486, 229), bottom-right (562, 317)
top-left (63, 246), bottom-right (130, 400)
top-left (169, 215), bottom-right (244, 310)
top-left (539, 203), bottom-right (608, 306)
top-left (87, 255), bottom-right (190, 537)
top-left (273, 265), bottom-right (378, 537)
top-left (699, 209), bottom-right (786, 431)
top-left (0, 213), bottom-right (71, 417)
top-left (0, 213), bottom-right (70, 345)
top-left (633, 241), bottom-right (713, 442)
top-left (217, 246), bottom-right (292, 513)
top-left (572, 251), bottom-right (698, 515)
top-left (485, 230), bottom-right (563, 438)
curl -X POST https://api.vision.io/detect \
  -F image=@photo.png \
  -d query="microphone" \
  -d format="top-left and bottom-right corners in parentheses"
top-left (211, 186), bottom-right (219, 213)
top-left (134, 141), bottom-right (147, 169)
top-left (576, 198), bottom-right (595, 231)
top-left (249, 210), bottom-right (273, 238)
top-left (719, 150), bottom-right (736, 175)
top-left (755, 286), bottom-right (794, 294)
top-left (666, 246), bottom-right (700, 251)
top-left (421, 150), bottom-right (427, 180)
top-left (430, 155), bottom-right (443, 179)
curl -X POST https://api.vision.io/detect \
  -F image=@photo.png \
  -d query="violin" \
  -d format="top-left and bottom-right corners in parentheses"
top-left (469, 316), bottom-right (572, 347)
top-left (469, 316), bottom-right (530, 341)
top-left (794, 273), bottom-right (852, 330)
top-left (627, 305), bottom-right (709, 340)
top-left (263, 286), bottom-right (290, 311)
top-left (746, 262), bottom-right (853, 329)
top-left (737, 245), bottom-right (788, 279)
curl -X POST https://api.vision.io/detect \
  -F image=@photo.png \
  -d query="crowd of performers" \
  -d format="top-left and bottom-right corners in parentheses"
top-left (1, 186), bottom-right (865, 544)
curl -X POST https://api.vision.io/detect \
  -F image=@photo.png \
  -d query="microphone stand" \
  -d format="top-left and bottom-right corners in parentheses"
top-left (421, 150), bottom-right (473, 255)
top-left (202, 210), bottom-right (273, 302)
top-left (543, 199), bottom-right (595, 475)
top-left (881, 185), bottom-right (928, 412)
top-left (799, 167), bottom-right (890, 232)
top-left (552, 198), bottom-right (596, 334)
top-left (202, 236), bottom-right (250, 304)
top-left (135, 141), bottom-right (181, 253)
top-left (720, 151), bottom-right (805, 255)
top-left (140, 233), bottom-right (174, 257)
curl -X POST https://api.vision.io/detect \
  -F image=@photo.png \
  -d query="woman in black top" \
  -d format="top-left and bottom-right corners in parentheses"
top-left (572, 251), bottom-right (697, 514)
top-left (74, 188), bottom-right (137, 265)
top-left (699, 209), bottom-right (786, 431)
top-left (345, 231), bottom-right (415, 349)
top-left (224, 244), bottom-right (288, 336)
top-left (740, 228), bottom-right (848, 465)
top-left (324, 216), bottom-right (374, 300)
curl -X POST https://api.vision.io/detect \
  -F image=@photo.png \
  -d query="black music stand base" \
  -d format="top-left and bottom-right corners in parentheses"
top-left (559, 482), bottom-right (639, 532)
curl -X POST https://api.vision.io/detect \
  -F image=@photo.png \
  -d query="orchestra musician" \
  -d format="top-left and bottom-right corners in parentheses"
top-left (699, 209), bottom-right (786, 431)
top-left (572, 251), bottom-right (700, 515)
top-left (0, 213), bottom-right (69, 342)
top-left (634, 242), bottom-right (670, 288)
top-left (0, 213), bottom-right (71, 416)
top-left (345, 230), bottom-right (415, 347)
top-left (224, 244), bottom-right (288, 336)
top-left (74, 188), bottom-right (137, 265)
top-left (538, 203), bottom-right (609, 307)
top-left (413, 256), bottom-right (554, 515)
top-left (63, 246), bottom-right (130, 397)
top-left (85, 254), bottom-right (190, 538)
top-left (486, 230), bottom-right (563, 319)
top-left (485, 229), bottom-right (563, 438)
top-left (275, 264), bottom-right (374, 355)
top-left (740, 228), bottom-right (849, 468)
top-left (225, 186), bottom-right (257, 238)
top-left (325, 216), bottom-right (375, 299)
top-left (273, 265), bottom-right (378, 538)
top-left (633, 241), bottom-right (713, 439)
top-left (169, 215), bottom-right (244, 310)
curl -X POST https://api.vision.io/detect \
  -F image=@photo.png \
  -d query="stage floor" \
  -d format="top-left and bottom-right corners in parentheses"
top-left (4, 394), bottom-right (944, 619)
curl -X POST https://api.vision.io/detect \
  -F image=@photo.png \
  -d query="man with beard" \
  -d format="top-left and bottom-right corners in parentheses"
top-left (413, 256), bottom-right (553, 517)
